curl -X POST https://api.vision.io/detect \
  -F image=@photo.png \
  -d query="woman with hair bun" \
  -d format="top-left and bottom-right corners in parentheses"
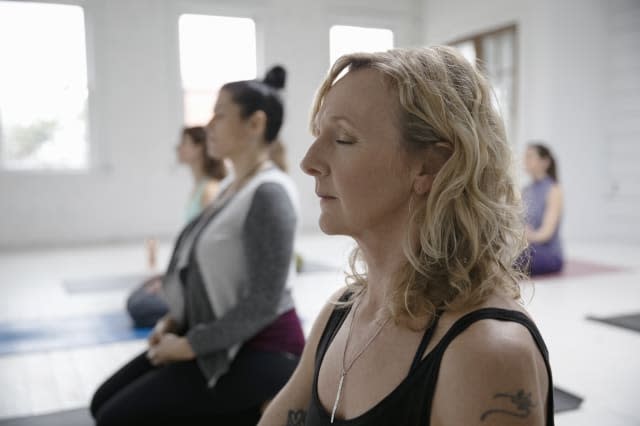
top-left (522, 142), bottom-right (564, 276)
top-left (91, 66), bottom-right (304, 425)
top-left (261, 48), bottom-right (554, 425)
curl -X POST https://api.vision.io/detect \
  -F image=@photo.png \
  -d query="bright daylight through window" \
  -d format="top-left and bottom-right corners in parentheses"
top-left (0, 1), bottom-right (89, 170)
top-left (329, 25), bottom-right (394, 66)
top-left (179, 14), bottom-right (257, 126)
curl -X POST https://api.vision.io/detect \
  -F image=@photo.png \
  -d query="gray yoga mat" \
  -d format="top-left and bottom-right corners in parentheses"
top-left (0, 386), bottom-right (582, 424)
top-left (0, 408), bottom-right (92, 426)
top-left (63, 273), bottom-right (150, 293)
top-left (63, 259), bottom-right (338, 294)
top-left (587, 312), bottom-right (640, 333)
top-left (298, 259), bottom-right (339, 273)
top-left (554, 386), bottom-right (583, 413)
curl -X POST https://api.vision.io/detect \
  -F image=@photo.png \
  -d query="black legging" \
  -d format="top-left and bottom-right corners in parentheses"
top-left (90, 348), bottom-right (299, 426)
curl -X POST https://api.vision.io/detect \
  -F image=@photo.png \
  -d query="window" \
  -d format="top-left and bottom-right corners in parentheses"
top-left (0, 1), bottom-right (89, 171)
top-left (450, 26), bottom-right (517, 141)
top-left (329, 25), bottom-right (394, 66)
top-left (179, 14), bottom-right (256, 126)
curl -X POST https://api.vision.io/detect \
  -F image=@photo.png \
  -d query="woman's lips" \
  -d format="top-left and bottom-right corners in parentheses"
top-left (317, 193), bottom-right (336, 200)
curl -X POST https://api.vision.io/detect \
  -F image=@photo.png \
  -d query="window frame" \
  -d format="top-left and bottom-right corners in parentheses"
top-left (448, 24), bottom-right (519, 144)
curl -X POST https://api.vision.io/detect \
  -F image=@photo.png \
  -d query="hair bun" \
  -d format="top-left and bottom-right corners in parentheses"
top-left (263, 65), bottom-right (286, 89)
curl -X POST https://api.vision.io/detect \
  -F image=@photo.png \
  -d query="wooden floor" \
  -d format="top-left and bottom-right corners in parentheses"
top-left (0, 234), bottom-right (639, 426)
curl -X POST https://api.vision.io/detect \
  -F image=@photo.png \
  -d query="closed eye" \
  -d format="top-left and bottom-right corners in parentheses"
top-left (336, 139), bottom-right (356, 145)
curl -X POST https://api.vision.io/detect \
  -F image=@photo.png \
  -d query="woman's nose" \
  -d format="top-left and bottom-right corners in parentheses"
top-left (206, 115), bottom-right (215, 132)
top-left (300, 139), bottom-right (326, 177)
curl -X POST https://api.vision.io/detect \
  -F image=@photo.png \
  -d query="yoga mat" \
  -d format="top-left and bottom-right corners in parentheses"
top-left (298, 259), bottom-right (339, 273)
top-left (587, 312), bottom-right (640, 333)
top-left (554, 386), bottom-right (583, 413)
top-left (63, 273), bottom-right (150, 293)
top-left (0, 312), bottom-right (151, 356)
top-left (0, 408), bottom-right (91, 426)
top-left (534, 259), bottom-right (627, 281)
top-left (0, 386), bottom-right (581, 424)
top-left (63, 260), bottom-right (338, 294)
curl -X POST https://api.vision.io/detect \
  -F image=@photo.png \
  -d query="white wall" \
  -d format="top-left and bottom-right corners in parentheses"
top-left (421, 0), bottom-right (640, 243)
top-left (604, 0), bottom-right (640, 242)
top-left (0, 0), bottom-right (421, 249)
top-left (4, 0), bottom-right (637, 248)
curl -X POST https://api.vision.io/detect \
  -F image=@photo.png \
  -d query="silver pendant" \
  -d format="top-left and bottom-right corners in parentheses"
top-left (330, 373), bottom-right (345, 423)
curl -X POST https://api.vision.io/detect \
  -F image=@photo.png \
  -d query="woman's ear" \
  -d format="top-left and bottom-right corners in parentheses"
top-left (248, 110), bottom-right (267, 139)
top-left (413, 172), bottom-right (435, 195)
top-left (412, 142), bottom-right (451, 196)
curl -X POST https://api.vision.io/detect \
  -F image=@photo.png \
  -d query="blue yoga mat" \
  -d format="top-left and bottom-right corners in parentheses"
top-left (0, 312), bottom-right (151, 356)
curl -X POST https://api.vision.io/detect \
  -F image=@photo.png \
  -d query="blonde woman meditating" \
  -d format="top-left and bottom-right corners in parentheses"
top-left (260, 47), bottom-right (554, 426)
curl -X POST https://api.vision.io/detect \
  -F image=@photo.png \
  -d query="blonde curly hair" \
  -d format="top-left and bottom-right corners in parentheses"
top-left (310, 46), bottom-right (527, 327)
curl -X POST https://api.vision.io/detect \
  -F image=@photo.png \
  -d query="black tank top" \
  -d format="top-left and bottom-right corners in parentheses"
top-left (306, 302), bottom-right (555, 425)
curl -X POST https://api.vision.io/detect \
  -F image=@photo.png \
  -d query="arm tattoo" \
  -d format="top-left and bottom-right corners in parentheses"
top-left (480, 389), bottom-right (536, 422)
top-left (285, 409), bottom-right (306, 426)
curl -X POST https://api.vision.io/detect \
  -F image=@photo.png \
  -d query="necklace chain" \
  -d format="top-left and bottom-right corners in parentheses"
top-left (330, 297), bottom-right (390, 423)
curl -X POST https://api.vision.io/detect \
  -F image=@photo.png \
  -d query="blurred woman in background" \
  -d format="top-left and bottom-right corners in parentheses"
top-left (522, 142), bottom-right (564, 276)
top-left (178, 126), bottom-right (228, 222)
top-left (126, 126), bottom-right (227, 329)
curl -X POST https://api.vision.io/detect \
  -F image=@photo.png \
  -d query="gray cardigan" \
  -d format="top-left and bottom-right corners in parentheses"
top-left (163, 166), bottom-right (299, 386)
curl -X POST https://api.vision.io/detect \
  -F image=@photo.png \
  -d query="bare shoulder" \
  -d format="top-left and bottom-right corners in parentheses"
top-left (549, 183), bottom-right (563, 199)
top-left (431, 306), bottom-right (549, 426)
top-left (445, 313), bottom-right (544, 369)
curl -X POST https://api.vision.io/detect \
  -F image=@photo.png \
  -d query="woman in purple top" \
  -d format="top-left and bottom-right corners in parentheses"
top-left (522, 143), bottom-right (564, 275)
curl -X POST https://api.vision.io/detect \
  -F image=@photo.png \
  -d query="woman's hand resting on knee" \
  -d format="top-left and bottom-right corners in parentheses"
top-left (147, 334), bottom-right (196, 366)
top-left (146, 315), bottom-right (194, 366)
top-left (148, 314), bottom-right (176, 346)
